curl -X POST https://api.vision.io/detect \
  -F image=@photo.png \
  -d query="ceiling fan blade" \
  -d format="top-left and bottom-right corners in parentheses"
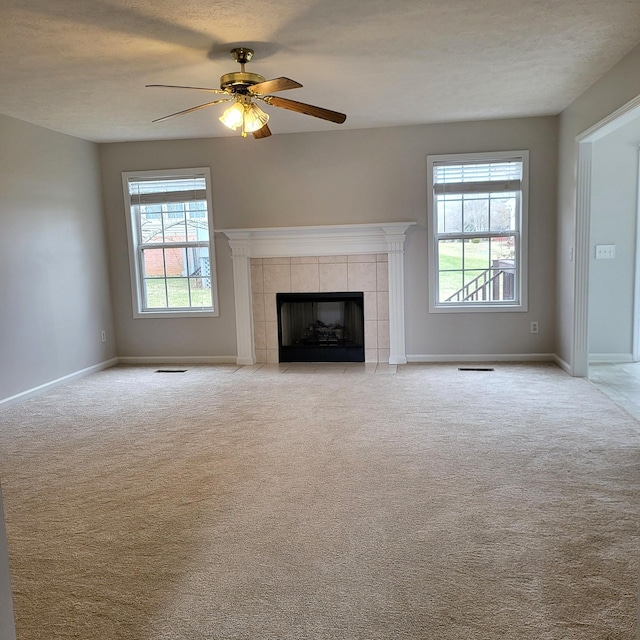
top-left (152, 98), bottom-right (231, 123)
top-left (249, 77), bottom-right (303, 95)
top-left (146, 84), bottom-right (227, 95)
top-left (262, 96), bottom-right (346, 124)
top-left (252, 123), bottom-right (272, 139)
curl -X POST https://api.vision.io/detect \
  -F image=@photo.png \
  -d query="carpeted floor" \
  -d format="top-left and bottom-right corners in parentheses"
top-left (0, 362), bottom-right (638, 639)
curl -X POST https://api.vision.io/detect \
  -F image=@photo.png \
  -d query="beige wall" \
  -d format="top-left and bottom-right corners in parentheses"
top-left (100, 116), bottom-right (558, 360)
top-left (0, 111), bottom-right (559, 382)
top-left (0, 114), bottom-right (115, 403)
top-left (99, 143), bottom-right (239, 360)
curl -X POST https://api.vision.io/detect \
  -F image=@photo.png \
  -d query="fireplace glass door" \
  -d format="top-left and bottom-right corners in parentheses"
top-left (277, 292), bottom-right (365, 362)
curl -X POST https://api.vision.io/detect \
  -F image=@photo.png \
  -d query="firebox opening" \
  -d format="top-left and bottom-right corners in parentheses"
top-left (277, 292), bottom-right (365, 363)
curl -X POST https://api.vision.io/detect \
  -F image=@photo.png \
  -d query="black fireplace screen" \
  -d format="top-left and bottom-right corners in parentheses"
top-left (276, 292), bottom-right (365, 362)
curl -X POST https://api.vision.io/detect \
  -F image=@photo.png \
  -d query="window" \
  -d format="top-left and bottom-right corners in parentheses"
top-left (122, 168), bottom-right (219, 318)
top-left (427, 151), bottom-right (528, 312)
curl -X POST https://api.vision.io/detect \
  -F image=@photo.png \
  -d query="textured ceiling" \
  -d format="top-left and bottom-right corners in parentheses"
top-left (1, 0), bottom-right (640, 143)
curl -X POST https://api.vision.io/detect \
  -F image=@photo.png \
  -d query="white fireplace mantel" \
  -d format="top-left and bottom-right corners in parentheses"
top-left (220, 222), bottom-right (416, 365)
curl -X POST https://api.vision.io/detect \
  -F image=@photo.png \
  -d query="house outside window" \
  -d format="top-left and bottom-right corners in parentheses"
top-left (427, 150), bottom-right (529, 312)
top-left (122, 168), bottom-right (219, 318)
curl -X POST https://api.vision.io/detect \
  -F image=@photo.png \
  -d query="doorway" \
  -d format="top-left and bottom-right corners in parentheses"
top-left (574, 95), bottom-right (640, 377)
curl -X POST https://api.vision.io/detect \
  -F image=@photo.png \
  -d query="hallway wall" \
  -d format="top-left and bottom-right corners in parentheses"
top-left (589, 118), bottom-right (640, 361)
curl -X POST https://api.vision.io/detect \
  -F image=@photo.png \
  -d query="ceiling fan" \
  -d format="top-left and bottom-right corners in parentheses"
top-left (146, 47), bottom-right (347, 139)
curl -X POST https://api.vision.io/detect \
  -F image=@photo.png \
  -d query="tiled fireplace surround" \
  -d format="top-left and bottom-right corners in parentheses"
top-left (221, 223), bottom-right (414, 365)
top-left (251, 254), bottom-right (388, 364)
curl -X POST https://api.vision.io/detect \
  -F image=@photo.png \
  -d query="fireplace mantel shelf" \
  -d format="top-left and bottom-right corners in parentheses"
top-left (220, 222), bottom-right (415, 258)
top-left (221, 222), bottom-right (416, 366)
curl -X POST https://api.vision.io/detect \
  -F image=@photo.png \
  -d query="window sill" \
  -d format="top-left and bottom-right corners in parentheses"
top-left (133, 309), bottom-right (219, 319)
top-left (429, 303), bottom-right (527, 313)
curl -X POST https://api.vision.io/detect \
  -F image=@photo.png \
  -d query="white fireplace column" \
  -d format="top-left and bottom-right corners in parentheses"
top-left (226, 232), bottom-right (255, 365)
top-left (222, 223), bottom-right (415, 365)
top-left (384, 226), bottom-right (409, 365)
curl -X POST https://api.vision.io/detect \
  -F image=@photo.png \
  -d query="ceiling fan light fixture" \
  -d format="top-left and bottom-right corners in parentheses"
top-left (243, 103), bottom-right (269, 133)
top-left (219, 100), bottom-right (269, 137)
top-left (219, 101), bottom-right (245, 130)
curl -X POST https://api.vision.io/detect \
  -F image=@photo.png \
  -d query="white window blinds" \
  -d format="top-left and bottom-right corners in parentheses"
top-left (433, 159), bottom-right (523, 195)
top-left (128, 175), bottom-right (207, 206)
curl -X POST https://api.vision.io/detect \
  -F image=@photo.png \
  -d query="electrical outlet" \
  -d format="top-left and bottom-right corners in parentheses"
top-left (101, 330), bottom-right (106, 343)
top-left (530, 321), bottom-right (539, 334)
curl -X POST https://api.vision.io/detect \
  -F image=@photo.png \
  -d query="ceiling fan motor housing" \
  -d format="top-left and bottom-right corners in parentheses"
top-left (220, 71), bottom-right (266, 94)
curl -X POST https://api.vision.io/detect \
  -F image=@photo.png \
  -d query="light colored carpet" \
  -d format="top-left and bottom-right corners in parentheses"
top-left (0, 362), bottom-right (638, 639)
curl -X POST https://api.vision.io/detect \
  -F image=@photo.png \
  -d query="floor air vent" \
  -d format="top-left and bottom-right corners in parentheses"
top-left (458, 367), bottom-right (495, 372)
top-left (156, 369), bottom-right (187, 373)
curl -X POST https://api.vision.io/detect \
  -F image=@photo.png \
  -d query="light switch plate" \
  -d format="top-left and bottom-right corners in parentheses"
top-left (595, 244), bottom-right (616, 260)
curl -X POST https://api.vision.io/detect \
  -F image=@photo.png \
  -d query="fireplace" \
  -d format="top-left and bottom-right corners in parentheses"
top-left (277, 292), bottom-right (365, 362)
top-left (220, 223), bottom-right (415, 365)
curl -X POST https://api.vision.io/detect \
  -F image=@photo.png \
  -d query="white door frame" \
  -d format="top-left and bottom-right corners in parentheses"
top-left (573, 94), bottom-right (640, 376)
top-left (634, 146), bottom-right (640, 362)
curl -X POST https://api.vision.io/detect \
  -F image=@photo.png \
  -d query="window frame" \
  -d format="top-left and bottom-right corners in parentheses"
top-left (427, 150), bottom-right (529, 313)
top-left (122, 167), bottom-right (219, 319)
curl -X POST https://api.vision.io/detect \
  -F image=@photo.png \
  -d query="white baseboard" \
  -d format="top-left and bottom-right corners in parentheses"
top-left (1, 352), bottom-right (574, 410)
top-left (0, 358), bottom-right (119, 410)
top-left (554, 354), bottom-right (572, 374)
top-left (117, 355), bottom-right (238, 365)
top-left (1, 356), bottom-right (244, 409)
top-left (406, 353), bottom-right (556, 363)
top-left (588, 353), bottom-right (634, 364)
